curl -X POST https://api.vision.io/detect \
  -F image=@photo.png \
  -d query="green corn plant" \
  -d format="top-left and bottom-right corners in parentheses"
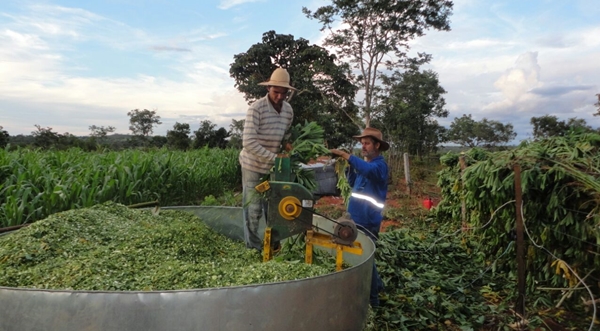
top-left (0, 148), bottom-right (242, 227)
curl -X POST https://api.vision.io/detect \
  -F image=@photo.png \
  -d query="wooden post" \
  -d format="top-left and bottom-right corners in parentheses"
top-left (459, 154), bottom-right (467, 230)
top-left (403, 153), bottom-right (411, 194)
top-left (514, 164), bottom-right (526, 317)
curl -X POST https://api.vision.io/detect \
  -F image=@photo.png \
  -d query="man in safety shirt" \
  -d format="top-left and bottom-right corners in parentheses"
top-left (329, 126), bottom-right (388, 307)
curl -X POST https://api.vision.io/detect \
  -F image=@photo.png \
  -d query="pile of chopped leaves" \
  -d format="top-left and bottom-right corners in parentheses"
top-left (0, 202), bottom-right (332, 291)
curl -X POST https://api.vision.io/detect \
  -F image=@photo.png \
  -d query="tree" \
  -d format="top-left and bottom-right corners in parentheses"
top-left (373, 64), bottom-right (448, 156)
top-left (89, 125), bottom-right (116, 146)
top-left (29, 126), bottom-right (81, 150)
top-left (530, 115), bottom-right (567, 139)
top-left (149, 136), bottom-right (168, 148)
top-left (304, 0), bottom-right (453, 127)
top-left (127, 109), bottom-right (162, 137)
top-left (210, 127), bottom-right (230, 149)
top-left (230, 30), bottom-right (360, 148)
top-left (32, 125), bottom-right (60, 149)
top-left (531, 115), bottom-right (594, 140)
top-left (0, 126), bottom-right (9, 148)
top-left (166, 122), bottom-right (192, 150)
top-left (89, 125), bottom-right (116, 139)
top-left (228, 119), bottom-right (244, 149)
top-left (193, 120), bottom-right (217, 149)
top-left (594, 93), bottom-right (600, 116)
top-left (446, 114), bottom-right (516, 148)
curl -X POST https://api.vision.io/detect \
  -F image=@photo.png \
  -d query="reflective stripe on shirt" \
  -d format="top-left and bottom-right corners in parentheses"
top-left (351, 192), bottom-right (385, 209)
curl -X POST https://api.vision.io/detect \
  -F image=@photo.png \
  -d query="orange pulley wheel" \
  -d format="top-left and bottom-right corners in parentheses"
top-left (278, 196), bottom-right (302, 220)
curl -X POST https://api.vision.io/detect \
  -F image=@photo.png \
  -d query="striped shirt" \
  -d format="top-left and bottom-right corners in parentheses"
top-left (239, 94), bottom-right (293, 174)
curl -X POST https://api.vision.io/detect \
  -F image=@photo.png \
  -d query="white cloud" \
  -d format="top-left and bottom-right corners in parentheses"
top-left (492, 52), bottom-right (541, 105)
top-left (0, 3), bottom-right (250, 136)
top-left (446, 38), bottom-right (516, 50)
top-left (218, 0), bottom-right (265, 10)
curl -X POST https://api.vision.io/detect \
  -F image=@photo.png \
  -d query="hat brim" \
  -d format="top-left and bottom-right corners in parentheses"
top-left (258, 81), bottom-right (297, 91)
top-left (353, 135), bottom-right (390, 151)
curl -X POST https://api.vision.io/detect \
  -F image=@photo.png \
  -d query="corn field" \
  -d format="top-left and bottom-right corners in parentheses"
top-left (0, 147), bottom-right (241, 227)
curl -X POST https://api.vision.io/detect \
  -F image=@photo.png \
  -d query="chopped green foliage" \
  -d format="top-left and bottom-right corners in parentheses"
top-left (0, 202), bottom-right (332, 291)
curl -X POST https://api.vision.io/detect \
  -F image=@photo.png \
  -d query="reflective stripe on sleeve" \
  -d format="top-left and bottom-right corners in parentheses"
top-left (351, 192), bottom-right (385, 209)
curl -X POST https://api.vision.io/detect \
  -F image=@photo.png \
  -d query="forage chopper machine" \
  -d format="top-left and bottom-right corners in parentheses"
top-left (255, 156), bottom-right (363, 270)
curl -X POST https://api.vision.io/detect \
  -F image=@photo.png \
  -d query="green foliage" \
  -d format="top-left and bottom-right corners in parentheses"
top-left (530, 115), bottom-right (597, 140)
top-left (445, 114), bottom-right (517, 148)
top-left (227, 119), bottom-right (244, 149)
top-left (434, 132), bottom-right (600, 307)
top-left (372, 227), bottom-right (509, 330)
top-left (284, 121), bottom-right (332, 192)
top-left (199, 191), bottom-right (241, 207)
top-left (193, 120), bottom-right (229, 149)
top-left (31, 125), bottom-right (59, 149)
top-left (229, 30), bottom-right (360, 147)
top-left (304, 0), bottom-right (453, 126)
top-left (127, 108), bottom-right (162, 137)
top-left (88, 125), bottom-right (116, 140)
top-left (374, 64), bottom-right (448, 156)
top-left (166, 122), bottom-right (191, 150)
top-left (0, 126), bottom-right (9, 149)
top-left (0, 148), bottom-right (242, 227)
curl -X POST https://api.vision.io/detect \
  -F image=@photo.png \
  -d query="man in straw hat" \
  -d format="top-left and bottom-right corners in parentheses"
top-left (329, 126), bottom-right (389, 307)
top-left (239, 68), bottom-right (297, 252)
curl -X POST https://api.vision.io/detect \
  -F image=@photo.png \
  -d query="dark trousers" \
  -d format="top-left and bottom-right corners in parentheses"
top-left (360, 224), bottom-right (384, 307)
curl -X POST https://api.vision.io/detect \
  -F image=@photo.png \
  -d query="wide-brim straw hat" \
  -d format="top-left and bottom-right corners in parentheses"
top-left (353, 127), bottom-right (390, 151)
top-left (258, 68), bottom-right (297, 91)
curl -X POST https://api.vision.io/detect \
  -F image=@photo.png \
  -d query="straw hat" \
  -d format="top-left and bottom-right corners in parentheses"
top-left (258, 68), bottom-right (297, 91)
top-left (353, 127), bottom-right (390, 151)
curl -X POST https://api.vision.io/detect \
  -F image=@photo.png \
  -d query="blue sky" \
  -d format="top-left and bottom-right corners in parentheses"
top-left (1, 0), bottom-right (599, 142)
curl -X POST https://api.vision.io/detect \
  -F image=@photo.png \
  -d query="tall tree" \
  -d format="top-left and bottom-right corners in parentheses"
top-left (127, 109), bottom-right (162, 137)
top-left (193, 120), bottom-right (217, 149)
top-left (228, 119), bottom-right (244, 149)
top-left (209, 127), bottom-right (230, 149)
top-left (373, 64), bottom-right (448, 156)
top-left (304, 0), bottom-right (453, 127)
top-left (594, 93), bottom-right (600, 116)
top-left (531, 115), bottom-right (595, 139)
top-left (0, 126), bottom-right (9, 148)
top-left (166, 122), bottom-right (192, 150)
top-left (530, 115), bottom-right (567, 139)
top-left (31, 125), bottom-right (59, 149)
top-left (446, 114), bottom-right (516, 148)
top-left (230, 30), bottom-right (360, 148)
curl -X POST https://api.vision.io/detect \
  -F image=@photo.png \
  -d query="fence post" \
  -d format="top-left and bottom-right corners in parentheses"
top-left (459, 153), bottom-right (467, 230)
top-left (514, 164), bottom-right (526, 318)
top-left (403, 153), bottom-right (411, 194)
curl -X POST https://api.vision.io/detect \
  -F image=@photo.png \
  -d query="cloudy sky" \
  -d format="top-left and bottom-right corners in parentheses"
top-left (1, 0), bottom-right (599, 142)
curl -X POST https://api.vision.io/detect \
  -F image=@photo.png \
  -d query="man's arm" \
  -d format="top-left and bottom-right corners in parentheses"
top-left (346, 155), bottom-right (387, 184)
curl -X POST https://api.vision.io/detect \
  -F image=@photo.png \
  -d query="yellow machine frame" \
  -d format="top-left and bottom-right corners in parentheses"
top-left (305, 230), bottom-right (363, 271)
top-left (263, 228), bottom-right (363, 272)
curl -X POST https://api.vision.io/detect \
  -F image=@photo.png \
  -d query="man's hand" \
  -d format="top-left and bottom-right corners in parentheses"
top-left (284, 142), bottom-right (293, 152)
top-left (330, 149), bottom-right (349, 160)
